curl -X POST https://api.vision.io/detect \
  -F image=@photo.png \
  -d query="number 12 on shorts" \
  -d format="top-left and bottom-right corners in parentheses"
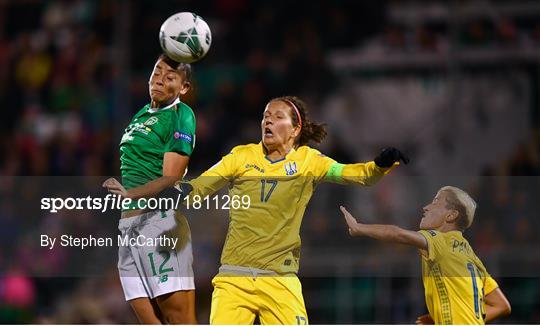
top-left (148, 251), bottom-right (174, 283)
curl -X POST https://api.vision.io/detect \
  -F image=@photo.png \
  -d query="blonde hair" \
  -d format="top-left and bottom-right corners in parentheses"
top-left (437, 186), bottom-right (477, 230)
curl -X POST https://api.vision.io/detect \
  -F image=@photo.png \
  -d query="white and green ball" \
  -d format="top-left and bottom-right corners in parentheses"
top-left (159, 12), bottom-right (212, 63)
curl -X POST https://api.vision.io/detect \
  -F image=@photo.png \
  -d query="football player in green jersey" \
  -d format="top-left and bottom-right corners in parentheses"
top-left (103, 54), bottom-right (197, 324)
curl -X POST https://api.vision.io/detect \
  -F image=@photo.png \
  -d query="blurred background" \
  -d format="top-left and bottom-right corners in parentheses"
top-left (1, 0), bottom-right (540, 323)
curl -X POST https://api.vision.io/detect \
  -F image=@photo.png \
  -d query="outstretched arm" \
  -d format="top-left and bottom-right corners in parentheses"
top-left (187, 153), bottom-right (237, 198)
top-left (103, 152), bottom-right (188, 199)
top-left (485, 288), bottom-right (511, 323)
top-left (149, 158), bottom-right (232, 210)
top-left (153, 150), bottom-right (239, 209)
top-left (340, 206), bottom-right (427, 250)
top-left (325, 148), bottom-right (409, 186)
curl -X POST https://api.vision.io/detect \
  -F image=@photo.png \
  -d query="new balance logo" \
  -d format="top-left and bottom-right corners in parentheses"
top-left (158, 275), bottom-right (169, 283)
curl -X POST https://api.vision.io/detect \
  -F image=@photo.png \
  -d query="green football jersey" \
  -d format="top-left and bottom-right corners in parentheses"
top-left (120, 99), bottom-right (196, 189)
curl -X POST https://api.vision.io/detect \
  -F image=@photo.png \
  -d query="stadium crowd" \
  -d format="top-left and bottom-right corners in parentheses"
top-left (0, 0), bottom-right (539, 323)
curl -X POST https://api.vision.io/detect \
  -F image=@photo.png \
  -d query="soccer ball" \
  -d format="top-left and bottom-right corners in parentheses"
top-left (159, 12), bottom-right (212, 63)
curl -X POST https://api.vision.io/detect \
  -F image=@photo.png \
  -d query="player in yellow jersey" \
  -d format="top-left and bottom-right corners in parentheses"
top-left (340, 186), bottom-right (511, 324)
top-left (177, 95), bottom-right (408, 324)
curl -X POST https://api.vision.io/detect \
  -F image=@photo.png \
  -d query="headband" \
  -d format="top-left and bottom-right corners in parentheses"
top-left (283, 99), bottom-right (302, 130)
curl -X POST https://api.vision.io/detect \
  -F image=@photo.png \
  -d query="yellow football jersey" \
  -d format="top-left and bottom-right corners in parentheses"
top-left (189, 143), bottom-right (390, 274)
top-left (418, 230), bottom-right (499, 325)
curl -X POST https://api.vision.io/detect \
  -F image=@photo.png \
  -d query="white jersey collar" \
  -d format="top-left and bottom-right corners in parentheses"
top-left (148, 98), bottom-right (180, 113)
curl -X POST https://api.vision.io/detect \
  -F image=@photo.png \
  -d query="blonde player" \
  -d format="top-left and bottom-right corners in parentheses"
top-left (181, 96), bottom-right (408, 324)
top-left (340, 186), bottom-right (511, 324)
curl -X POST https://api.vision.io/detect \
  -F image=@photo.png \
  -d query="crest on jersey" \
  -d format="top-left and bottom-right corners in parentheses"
top-left (144, 117), bottom-right (159, 126)
top-left (284, 162), bottom-right (297, 175)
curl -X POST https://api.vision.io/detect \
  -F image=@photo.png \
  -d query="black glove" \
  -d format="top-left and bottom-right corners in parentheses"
top-left (374, 147), bottom-right (410, 168)
top-left (158, 182), bottom-right (193, 210)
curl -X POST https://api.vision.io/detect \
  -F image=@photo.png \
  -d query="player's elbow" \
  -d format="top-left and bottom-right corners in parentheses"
top-left (486, 288), bottom-right (512, 321)
top-left (491, 296), bottom-right (512, 319)
top-left (492, 301), bottom-right (512, 321)
top-left (500, 300), bottom-right (512, 317)
top-left (497, 290), bottom-right (512, 317)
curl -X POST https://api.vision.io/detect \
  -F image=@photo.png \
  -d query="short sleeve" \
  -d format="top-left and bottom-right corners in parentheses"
top-left (474, 254), bottom-right (499, 295)
top-left (418, 230), bottom-right (445, 261)
top-left (483, 276), bottom-right (499, 295)
top-left (165, 105), bottom-right (196, 156)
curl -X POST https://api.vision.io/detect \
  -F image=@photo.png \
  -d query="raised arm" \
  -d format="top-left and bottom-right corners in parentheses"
top-left (156, 149), bottom-right (239, 208)
top-left (340, 206), bottom-right (427, 249)
top-left (187, 147), bottom-right (241, 198)
top-left (188, 161), bottom-right (233, 198)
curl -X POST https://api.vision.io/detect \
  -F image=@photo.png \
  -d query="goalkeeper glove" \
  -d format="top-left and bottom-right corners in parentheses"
top-left (374, 147), bottom-right (410, 168)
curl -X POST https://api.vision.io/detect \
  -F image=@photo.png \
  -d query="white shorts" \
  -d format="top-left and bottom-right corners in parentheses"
top-left (118, 209), bottom-right (195, 301)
